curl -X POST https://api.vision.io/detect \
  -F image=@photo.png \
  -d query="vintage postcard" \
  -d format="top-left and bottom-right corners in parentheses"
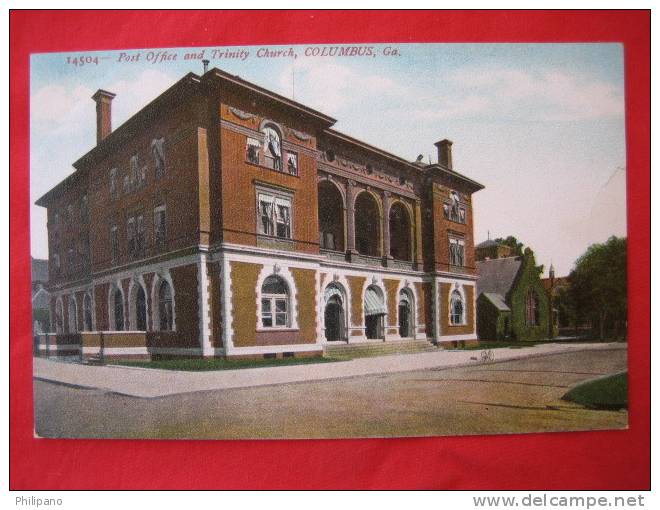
top-left (30, 42), bottom-right (628, 439)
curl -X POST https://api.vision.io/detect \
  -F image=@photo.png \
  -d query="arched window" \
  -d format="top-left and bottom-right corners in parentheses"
top-left (355, 192), bottom-right (381, 257)
top-left (450, 290), bottom-right (464, 326)
top-left (68, 296), bottom-right (78, 333)
top-left (398, 289), bottom-right (414, 337)
top-left (261, 275), bottom-right (289, 328)
top-left (158, 280), bottom-right (173, 331)
top-left (262, 125), bottom-right (282, 171)
top-left (389, 202), bottom-right (412, 261)
top-left (318, 180), bottom-right (345, 252)
top-left (131, 284), bottom-right (147, 331)
top-left (55, 298), bottom-right (64, 334)
top-left (113, 288), bottom-right (124, 331)
top-left (526, 289), bottom-right (539, 326)
top-left (83, 293), bottom-right (93, 331)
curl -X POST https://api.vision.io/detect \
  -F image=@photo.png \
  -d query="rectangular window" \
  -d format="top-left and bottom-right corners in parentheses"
top-left (154, 205), bottom-right (167, 250)
top-left (110, 169), bottom-right (117, 199)
top-left (123, 175), bottom-right (130, 195)
top-left (152, 137), bottom-right (166, 178)
top-left (130, 155), bottom-right (139, 189)
top-left (110, 225), bottom-right (118, 263)
top-left (258, 194), bottom-right (274, 236)
top-left (286, 152), bottom-right (298, 176)
top-left (127, 217), bottom-right (136, 258)
top-left (275, 199), bottom-right (291, 238)
top-left (275, 298), bottom-right (288, 326)
top-left (81, 194), bottom-right (89, 221)
top-left (246, 137), bottom-right (261, 165)
top-left (261, 298), bottom-right (272, 327)
top-left (52, 253), bottom-right (60, 274)
top-left (449, 237), bottom-right (465, 267)
top-left (136, 214), bottom-right (145, 256)
top-left (256, 187), bottom-right (293, 240)
top-left (67, 247), bottom-right (75, 271)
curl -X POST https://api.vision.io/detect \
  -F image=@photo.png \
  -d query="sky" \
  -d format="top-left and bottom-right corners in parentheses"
top-left (30, 43), bottom-right (626, 276)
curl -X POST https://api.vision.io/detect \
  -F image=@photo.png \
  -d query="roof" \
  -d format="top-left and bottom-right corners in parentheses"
top-left (482, 292), bottom-right (511, 311)
top-left (476, 239), bottom-right (499, 249)
top-left (36, 67), bottom-right (484, 208)
top-left (31, 257), bottom-right (49, 283)
top-left (476, 256), bottom-right (523, 298)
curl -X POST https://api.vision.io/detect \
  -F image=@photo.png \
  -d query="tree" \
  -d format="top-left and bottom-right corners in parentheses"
top-left (494, 235), bottom-right (525, 256)
top-left (569, 236), bottom-right (627, 340)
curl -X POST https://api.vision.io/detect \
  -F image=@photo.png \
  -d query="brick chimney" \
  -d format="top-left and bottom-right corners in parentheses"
top-left (92, 89), bottom-right (116, 144)
top-left (434, 139), bottom-right (453, 170)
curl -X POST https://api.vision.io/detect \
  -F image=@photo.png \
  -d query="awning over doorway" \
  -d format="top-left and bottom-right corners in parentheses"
top-left (364, 287), bottom-right (387, 316)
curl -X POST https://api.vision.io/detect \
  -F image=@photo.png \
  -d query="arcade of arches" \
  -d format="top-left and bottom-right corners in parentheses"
top-left (317, 180), bottom-right (416, 262)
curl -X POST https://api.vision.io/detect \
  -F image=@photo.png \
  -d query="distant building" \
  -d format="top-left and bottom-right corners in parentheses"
top-left (31, 257), bottom-right (50, 335)
top-left (476, 245), bottom-right (553, 341)
top-left (475, 239), bottom-right (513, 261)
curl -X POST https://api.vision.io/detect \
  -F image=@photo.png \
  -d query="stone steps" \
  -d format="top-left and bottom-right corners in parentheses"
top-left (323, 339), bottom-right (437, 359)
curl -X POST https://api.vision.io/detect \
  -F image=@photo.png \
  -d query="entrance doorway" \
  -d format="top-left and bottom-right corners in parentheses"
top-left (324, 295), bottom-right (345, 341)
top-left (398, 289), bottom-right (414, 338)
top-left (364, 285), bottom-right (386, 340)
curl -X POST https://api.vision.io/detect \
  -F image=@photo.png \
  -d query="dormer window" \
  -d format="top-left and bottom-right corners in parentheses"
top-left (262, 125), bottom-right (282, 171)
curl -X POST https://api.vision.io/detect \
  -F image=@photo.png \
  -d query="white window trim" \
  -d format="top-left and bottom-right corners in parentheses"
top-left (255, 265), bottom-right (299, 332)
top-left (255, 184), bottom-right (294, 241)
top-left (449, 285), bottom-right (467, 326)
top-left (449, 236), bottom-right (466, 267)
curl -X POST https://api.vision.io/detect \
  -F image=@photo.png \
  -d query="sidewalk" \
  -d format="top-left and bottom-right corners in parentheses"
top-left (33, 342), bottom-right (625, 398)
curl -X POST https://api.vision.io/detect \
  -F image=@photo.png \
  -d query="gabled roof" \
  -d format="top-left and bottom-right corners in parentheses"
top-left (476, 256), bottom-right (523, 298)
top-left (481, 292), bottom-right (511, 311)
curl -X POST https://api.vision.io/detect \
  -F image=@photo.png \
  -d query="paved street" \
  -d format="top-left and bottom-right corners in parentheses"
top-left (34, 348), bottom-right (627, 439)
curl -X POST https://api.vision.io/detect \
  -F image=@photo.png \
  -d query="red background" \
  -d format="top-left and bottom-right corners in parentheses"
top-left (10, 10), bottom-right (650, 490)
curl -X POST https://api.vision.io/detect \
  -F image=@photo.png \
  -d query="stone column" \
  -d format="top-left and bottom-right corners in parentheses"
top-left (346, 180), bottom-right (356, 255)
top-left (382, 191), bottom-right (392, 262)
top-left (414, 200), bottom-right (424, 269)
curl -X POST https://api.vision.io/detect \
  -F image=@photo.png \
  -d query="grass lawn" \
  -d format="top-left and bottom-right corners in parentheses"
top-left (561, 372), bottom-right (628, 410)
top-left (108, 356), bottom-right (340, 371)
top-left (455, 339), bottom-right (615, 350)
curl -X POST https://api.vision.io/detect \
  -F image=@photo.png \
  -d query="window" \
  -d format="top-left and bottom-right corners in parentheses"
top-left (261, 275), bottom-right (289, 328)
top-left (110, 225), bottom-right (118, 263)
top-left (83, 293), bottom-right (93, 331)
top-left (262, 125), bottom-right (282, 171)
top-left (136, 214), bottom-right (145, 256)
top-left (110, 168), bottom-right (118, 199)
top-left (152, 137), bottom-right (165, 178)
top-left (123, 174), bottom-right (130, 194)
top-left (52, 253), bottom-right (60, 274)
top-left (127, 217), bottom-right (136, 258)
top-left (450, 289), bottom-right (465, 325)
top-left (113, 288), bottom-right (124, 331)
top-left (154, 205), bottom-right (167, 250)
top-left (449, 237), bottom-right (465, 267)
top-left (444, 190), bottom-right (466, 224)
top-left (158, 280), bottom-right (173, 331)
top-left (67, 204), bottom-right (74, 221)
top-left (68, 297), bottom-right (78, 334)
top-left (55, 299), bottom-right (64, 334)
top-left (257, 191), bottom-right (292, 240)
top-left (246, 137), bottom-right (261, 164)
top-left (130, 155), bottom-right (139, 189)
top-left (286, 152), bottom-right (298, 176)
top-left (526, 289), bottom-right (539, 326)
top-left (67, 247), bottom-right (75, 271)
top-left (81, 194), bottom-right (89, 221)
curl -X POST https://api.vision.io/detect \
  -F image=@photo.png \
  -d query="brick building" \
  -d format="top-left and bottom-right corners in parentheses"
top-left (36, 67), bottom-right (484, 360)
